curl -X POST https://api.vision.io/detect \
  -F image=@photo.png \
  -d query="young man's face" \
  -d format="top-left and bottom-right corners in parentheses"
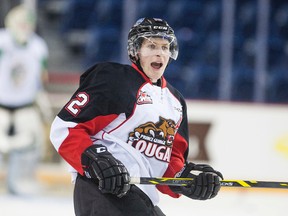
top-left (138, 37), bottom-right (170, 83)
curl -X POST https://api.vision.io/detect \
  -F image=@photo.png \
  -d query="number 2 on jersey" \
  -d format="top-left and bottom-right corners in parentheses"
top-left (65, 92), bottom-right (89, 116)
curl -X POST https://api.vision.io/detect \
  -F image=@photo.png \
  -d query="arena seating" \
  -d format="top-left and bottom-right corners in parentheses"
top-left (42, 0), bottom-right (287, 103)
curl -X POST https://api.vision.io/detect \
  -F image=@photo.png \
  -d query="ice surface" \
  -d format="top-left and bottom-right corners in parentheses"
top-left (1, 189), bottom-right (287, 216)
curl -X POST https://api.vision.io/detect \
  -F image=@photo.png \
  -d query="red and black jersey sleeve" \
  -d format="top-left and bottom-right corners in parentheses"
top-left (52, 62), bottom-right (145, 174)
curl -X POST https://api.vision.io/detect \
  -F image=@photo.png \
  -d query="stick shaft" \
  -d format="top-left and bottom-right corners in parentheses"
top-left (130, 177), bottom-right (288, 189)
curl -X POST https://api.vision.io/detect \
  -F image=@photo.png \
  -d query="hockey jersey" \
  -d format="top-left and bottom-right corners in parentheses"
top-left (50, 62), bottom-right (189, 205)
top-left (0, 29), bottom-right (48, 107)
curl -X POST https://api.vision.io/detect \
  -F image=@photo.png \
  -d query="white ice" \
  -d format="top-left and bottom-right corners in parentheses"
top-left (1, 189), bottom-right (287, 216)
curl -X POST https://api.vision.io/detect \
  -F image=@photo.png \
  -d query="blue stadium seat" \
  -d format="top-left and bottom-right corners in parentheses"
top-left (88, 0), bottom-right (123, 29)
top-left (164, 0), bottom-right (184, 27)
top-left (272, 3), bottom-right (288, 38)
top-left (175, 27), bottom-right (203, 64)
top-left (266, 67), bottom-right (288, 103)
top-left (83, 27), bottom-right (121, 69)
top-left (235, 1), bottom-right (257, 37)
top-left (201, 31), bottom-right (221, 65)
top-left (183, 63), bottom-right (219, 99)
top-left (137, 0), bottom-right (168, 19)
top-left (231, 65), bottom-right (255, 101)
top-left (60, 0), bottom-right (97, 53)
top-left (60, 0), bottom-right (97, 33)
top-left (267, 36), bottom-right (285, 67)
top-left (165, 62), bottom-right (186, 95)
top-left (201, 0), bottom-right (222, 33)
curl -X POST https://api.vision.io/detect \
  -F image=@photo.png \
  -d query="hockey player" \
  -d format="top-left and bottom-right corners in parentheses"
top-left (0, 5), bottom-right (50, 195)
top-left (50, 18), bottom-right (223, 215)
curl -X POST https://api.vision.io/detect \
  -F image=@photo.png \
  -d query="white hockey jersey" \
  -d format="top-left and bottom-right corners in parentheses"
top-left (0, 30), bottom-right (48, 107)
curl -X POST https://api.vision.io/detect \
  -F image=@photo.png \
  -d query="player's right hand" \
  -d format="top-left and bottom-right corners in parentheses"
top-left (81, 144), bottom-right (130, 197)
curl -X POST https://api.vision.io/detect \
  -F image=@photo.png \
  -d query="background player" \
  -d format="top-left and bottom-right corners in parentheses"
top-left (0, 4), bottom-right (51, 195)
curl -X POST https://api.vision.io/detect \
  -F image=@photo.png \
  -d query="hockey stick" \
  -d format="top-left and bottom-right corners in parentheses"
top-left (130, 177), bottom-right (288, 189)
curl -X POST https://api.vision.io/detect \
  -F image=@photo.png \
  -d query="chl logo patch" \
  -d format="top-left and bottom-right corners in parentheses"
top-left (127, 117), bottom-right (178, 162)
top-left (136, 90), bottom-right (153, 105)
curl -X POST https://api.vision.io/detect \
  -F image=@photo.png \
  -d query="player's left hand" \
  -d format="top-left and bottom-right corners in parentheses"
top-left (170, 162), bottom-right (223, 200)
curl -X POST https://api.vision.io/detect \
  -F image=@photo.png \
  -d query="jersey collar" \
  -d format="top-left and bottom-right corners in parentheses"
top-left (131, 63), bottom-right (167, 88)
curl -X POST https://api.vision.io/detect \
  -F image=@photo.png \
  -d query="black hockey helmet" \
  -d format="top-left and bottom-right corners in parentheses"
top-left (127, 18), bottom-right (178, 64)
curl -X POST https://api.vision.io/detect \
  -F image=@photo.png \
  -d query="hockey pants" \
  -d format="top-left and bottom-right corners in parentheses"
top-left (74, 174), bottom-right (166, 216)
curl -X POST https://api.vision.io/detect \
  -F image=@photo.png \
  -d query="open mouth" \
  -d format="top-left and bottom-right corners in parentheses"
top-left (151, 62), bottom-right (163, 69)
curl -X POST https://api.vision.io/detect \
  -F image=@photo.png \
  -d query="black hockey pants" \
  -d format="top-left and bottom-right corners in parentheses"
top-left (74, 174), bottom-right (166, 216)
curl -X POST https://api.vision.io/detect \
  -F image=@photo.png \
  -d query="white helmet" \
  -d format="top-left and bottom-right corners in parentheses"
top-left (5, 4), bottom-right (36, 44)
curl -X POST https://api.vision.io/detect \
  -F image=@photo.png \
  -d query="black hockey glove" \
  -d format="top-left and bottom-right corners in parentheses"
top-left (81, 144), bottom-right (130, 197)
top-left (170, 162), bottom-right (223, 200)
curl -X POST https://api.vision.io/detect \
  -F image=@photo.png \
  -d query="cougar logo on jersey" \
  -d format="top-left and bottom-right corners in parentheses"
top-left (136, 90), bottom-right (153, 105)
top-left (127, 117), bottom-right (177, 162)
